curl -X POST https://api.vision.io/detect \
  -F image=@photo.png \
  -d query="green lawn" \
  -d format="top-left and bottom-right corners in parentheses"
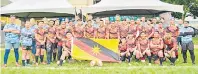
top-left (1, 47), bottom-right (198, 74)
top-left (1, 37), bottom-right (198, 74)
top-left (193, 37), bottom-right (198, 45)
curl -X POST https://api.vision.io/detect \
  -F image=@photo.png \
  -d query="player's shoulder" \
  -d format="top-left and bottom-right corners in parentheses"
top-left (4, 24), bottom-right (14, 28)
top-left (5, 24), bottom-right (11, 26)
top-left (188, 26), bottom-right (194, 30)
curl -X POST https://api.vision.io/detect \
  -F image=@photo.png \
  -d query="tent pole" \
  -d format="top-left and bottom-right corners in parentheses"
top-left (75, 7), bottom-right (77, 21)
top-left (81, 7), bottom-right (83, 22)
top-left (26, 12), bottom-right (32, 18)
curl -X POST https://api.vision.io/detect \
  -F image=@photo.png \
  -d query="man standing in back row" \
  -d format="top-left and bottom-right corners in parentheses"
top-left (3, 15), bottom-right (21, 67)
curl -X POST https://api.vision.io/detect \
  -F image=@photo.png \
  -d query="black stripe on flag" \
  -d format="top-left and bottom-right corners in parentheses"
top-left (77, 38), bottom-right (120, 61)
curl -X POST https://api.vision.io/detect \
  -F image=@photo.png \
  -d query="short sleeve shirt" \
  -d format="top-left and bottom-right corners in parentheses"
top-left (21, 28), bottom-right (34, 46)
top-left (3, 24), bottom-right (20, 43)
top-left (180, 27), bottom-right (194, 43)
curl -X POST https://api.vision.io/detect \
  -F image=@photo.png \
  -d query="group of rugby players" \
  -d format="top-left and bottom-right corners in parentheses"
top-left (2, 15), bottom-right (195, 67)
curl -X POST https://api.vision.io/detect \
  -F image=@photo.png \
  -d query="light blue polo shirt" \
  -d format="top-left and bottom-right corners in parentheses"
top-left (180, 27), bottom-right (194, 43)
top-left (21, 28), bottom-right (34, 46)
top-left (3, 24), bottom-right (20, 49)
top-left (4, 24), bottom-right (20, 43)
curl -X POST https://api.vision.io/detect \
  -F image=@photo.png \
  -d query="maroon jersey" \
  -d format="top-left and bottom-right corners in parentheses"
top-left (63, 38), bottom-right (72, 50)
top-left (144, 26), bottom-right (154, 37)
top-left (164, 37), bottom-right (177, 49)
top-left (119, 25), bottom-right (129, 38)
top-left (57, 27), bottom-right (69, 46)
top-left (127, 37), bottom-right (137, 49)
top-left (85, 25), bottom-right (95, 38)
top-left (54, 26), bottom-right (59, 43)
top-left (35, 28), bottom-right (45, 45)
top-left (166, 26), bottom-right (179, 38)
top-left (150, 38), bottom-right (163, 51)
top-left (97, 26), bottom-right (106, 38)
top-left (46, 26), bottom-right (56, 43)
top-left (138, 38), bottom-right (149, 52)
top-left (109, 25), bottom-right (119, 39)
top-left (119, 43), bottom-right (127, 52)
top-left (128, 25), bottom-right (138, 36)
top-left (157, 28), bottom-right (165, 38)
top-left (74, 26), bottom-right (84, 38)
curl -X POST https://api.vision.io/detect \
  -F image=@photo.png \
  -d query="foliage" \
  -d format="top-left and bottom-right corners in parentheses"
top-left (190, 1), bottom-right (198, 17)
top-left (161, 0), bottom-right (197, 19)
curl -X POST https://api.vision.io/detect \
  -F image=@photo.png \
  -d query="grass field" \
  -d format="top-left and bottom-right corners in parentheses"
top-left (1, 38), bottom-right (198, 74)
top-left (193, 37), bottom-right (198, 45)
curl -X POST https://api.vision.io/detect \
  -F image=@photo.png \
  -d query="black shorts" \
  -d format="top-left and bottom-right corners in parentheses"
top-left (37, 45), bottom-right (45, 49)
top-left (54, 43), bottom-right (58, 48)
top-left (166, 46), bottom-right (177, 52)
top-left (166, 46), bottom-right (173, 51)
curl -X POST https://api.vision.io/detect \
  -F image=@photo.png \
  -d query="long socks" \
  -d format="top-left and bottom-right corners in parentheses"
top-left (53, 53), bottom-right (56, 61)
top-left (147, 56), bottom-right (151, 63)
top-left (27, 59), bottom-right (30, 64)
top-left (40, 55), bottom-right (44, 62)
top-left (159, 57), bottom-right (163, 65)
top-left (22, 60), bottom-right (25, 66)
top-left (127, 56), bottom-right (131, 63)
top-left (35, 56), bottom-right (39, 63)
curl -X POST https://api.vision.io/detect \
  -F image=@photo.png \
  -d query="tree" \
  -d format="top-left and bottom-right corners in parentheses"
top-left (190, 1), bottom-right (198, 17)
top-left (161, 0), bottom-right (196, 19)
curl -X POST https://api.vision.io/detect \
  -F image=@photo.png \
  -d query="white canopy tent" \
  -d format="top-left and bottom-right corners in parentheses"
top-left (1, 0), bottom-right (75, 17)
top-left (83, 0), bottom-right (184, 16)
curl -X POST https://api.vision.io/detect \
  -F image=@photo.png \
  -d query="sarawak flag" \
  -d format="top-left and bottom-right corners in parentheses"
top-left (71, 38), bottom-right (120, 62)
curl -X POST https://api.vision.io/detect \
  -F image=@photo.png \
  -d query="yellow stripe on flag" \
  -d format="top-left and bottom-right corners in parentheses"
top-left (90, 38), bottom-right (119, 54)
top-left (71, 45), bottom-right (99, 61)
